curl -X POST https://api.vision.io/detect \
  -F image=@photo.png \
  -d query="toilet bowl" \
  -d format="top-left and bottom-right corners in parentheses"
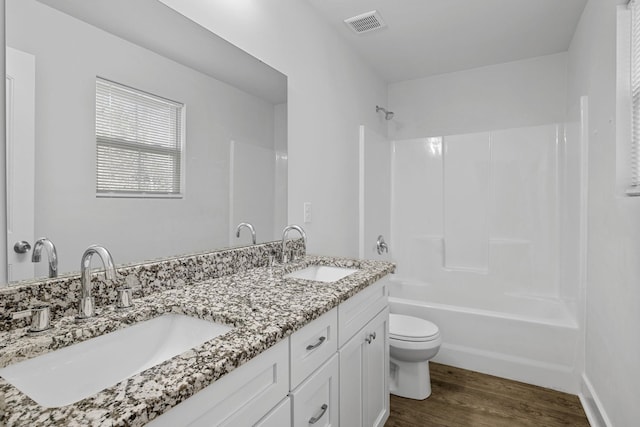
top-left (389, 313), bottom-right (441, 400)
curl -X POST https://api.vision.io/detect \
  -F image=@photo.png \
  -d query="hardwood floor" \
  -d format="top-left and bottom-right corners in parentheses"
top-left (385, 363), bottom-right (590, 427)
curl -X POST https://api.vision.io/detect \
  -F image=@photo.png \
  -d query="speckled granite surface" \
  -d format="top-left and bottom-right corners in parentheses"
top-left (0, 255), bottom-right (394, 426)
top-left (0, 239), bottom-right (305, 332)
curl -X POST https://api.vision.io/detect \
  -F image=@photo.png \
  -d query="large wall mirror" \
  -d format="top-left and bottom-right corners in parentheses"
top-left (2, 0), bottom-right (288, 285)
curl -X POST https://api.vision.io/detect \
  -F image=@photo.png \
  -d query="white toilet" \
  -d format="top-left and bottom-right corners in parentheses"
top-left (389, 313), bottom-right (442, 400)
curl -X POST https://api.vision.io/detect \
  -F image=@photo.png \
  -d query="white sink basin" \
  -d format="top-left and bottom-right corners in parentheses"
top-left (0, 313), bottom-right (232, 408)
top-left (285, 265), bottom-right (358, 283)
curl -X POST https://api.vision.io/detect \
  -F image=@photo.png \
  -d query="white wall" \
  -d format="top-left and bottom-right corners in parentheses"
top-left (8, 0), bottom-right (277, 275)
top-left (568, 0), bottom-right (640, 425)
top-left (159, 0), bottom-right (388, 258)
top-left (388, 53), bottom-right (568, 139)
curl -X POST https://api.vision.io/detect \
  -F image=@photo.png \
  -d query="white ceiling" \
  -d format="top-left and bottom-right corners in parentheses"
top-left (306, 0), bottom-right (587, 83)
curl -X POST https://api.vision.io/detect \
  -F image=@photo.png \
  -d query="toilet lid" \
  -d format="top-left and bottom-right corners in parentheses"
top-left (389, 314), bottom-right (439, 342)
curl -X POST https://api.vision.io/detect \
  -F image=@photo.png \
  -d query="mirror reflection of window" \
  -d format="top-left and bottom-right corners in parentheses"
top-left (95, 78), bottom-right (185, 198)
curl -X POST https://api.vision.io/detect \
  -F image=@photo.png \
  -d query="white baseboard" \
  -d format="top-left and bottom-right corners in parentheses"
top-left (579, 374), bottom-right (612, 427)
top-left (433, 343), bottom-right (580, 394)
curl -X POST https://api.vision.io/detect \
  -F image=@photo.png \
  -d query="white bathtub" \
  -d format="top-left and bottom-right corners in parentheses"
top-left (388, 278), bottom-right (581, 393)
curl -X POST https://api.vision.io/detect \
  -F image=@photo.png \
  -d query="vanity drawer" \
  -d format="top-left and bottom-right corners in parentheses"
top-left (290, 307), bottom-right (338, 389)
top-left (338, 278), bottom-right (388, 347)
top-left (148, 339), bottom-right (289, 427)
top-left (291, 354), bottom-right (339, 427)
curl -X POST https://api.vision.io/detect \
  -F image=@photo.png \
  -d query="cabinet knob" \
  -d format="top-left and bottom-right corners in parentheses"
top-left (365, 332), bottom-right (377, 344)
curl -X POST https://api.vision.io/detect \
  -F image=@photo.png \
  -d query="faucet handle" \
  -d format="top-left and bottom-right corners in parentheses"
top-left (115, 287), bottom-right (133, 309)
top-left (376, 235), bottom-right (389, 255)
top-left (28, 304), bottom-right (51, 334)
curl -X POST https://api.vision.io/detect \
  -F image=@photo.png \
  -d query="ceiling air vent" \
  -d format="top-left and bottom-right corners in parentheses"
top-left (344, 10), bottom-right (386, 34)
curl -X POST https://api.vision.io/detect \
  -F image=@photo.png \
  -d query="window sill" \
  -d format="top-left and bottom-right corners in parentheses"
top-left (96, 193), bottom-right (183, 199)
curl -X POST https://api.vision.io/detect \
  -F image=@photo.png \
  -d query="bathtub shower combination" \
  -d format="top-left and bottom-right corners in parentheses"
top-left (385, 122), bottom-right (583, 393)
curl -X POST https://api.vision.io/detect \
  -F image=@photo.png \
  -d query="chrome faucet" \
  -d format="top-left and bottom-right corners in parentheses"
top-left (32, 237), bottom-right (58, 278)
top-left (76, 245), bottom-right (117, 321)
top-left (235, 222), bottom-right (256, 245)
top-left (281, 224), bottom-right (306, 263)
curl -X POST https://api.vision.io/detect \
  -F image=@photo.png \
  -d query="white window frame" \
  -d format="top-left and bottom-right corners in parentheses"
top-left (95, 77), bottom-right (186, 199)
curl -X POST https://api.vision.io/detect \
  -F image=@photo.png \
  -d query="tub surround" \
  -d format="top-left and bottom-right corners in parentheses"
top-left (0, 246), bottom-right (394, 426)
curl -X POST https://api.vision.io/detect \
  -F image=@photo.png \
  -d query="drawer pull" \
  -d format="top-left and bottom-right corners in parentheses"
top-left (309, 403), bottom-right (328, 424)
top-left (306, 336), bottom-right (326, 351)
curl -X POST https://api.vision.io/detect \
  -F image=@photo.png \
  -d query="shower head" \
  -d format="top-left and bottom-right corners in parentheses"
top-left (376, 105), bottom-right (394, 120)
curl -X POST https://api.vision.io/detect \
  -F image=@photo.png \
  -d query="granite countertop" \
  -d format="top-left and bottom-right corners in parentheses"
top-left (0, 255), bottom-right (394, 426)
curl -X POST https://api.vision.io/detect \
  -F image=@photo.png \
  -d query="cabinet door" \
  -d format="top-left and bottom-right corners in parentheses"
top-left (291, 354), bottom-right (339, 427)
top-left (339, 308), bottom-right (389, 427)
top-left (339, 327), bottom-right (367, 426)
top-left (364, 309), bottom-right (389, 427)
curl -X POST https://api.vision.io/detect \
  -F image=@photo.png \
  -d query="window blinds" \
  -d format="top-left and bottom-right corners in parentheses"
top-left (630, 1), bottom-right (640, 194)
top-left (95, 78), bottom-right (184, 197)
